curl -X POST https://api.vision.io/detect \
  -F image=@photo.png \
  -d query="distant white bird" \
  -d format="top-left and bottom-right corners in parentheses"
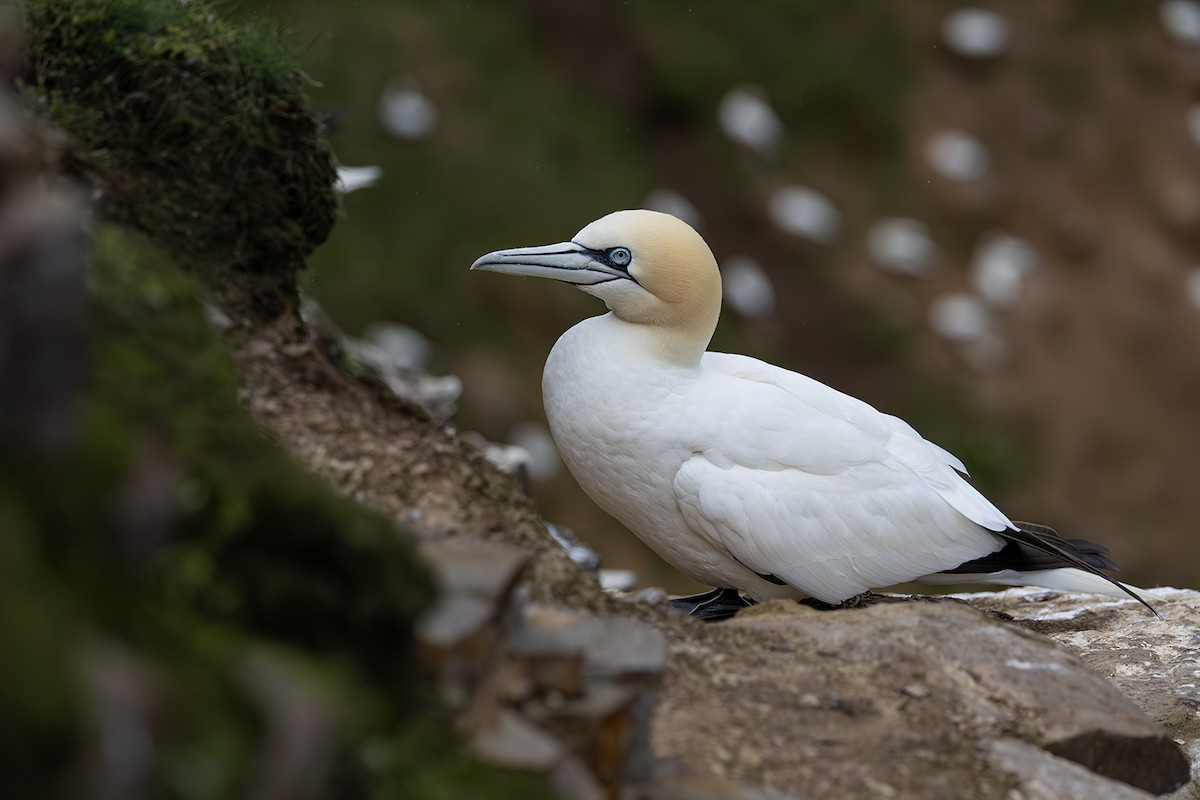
top-left (720, 255), bottom-right (775, 319)
top-left (1162, 0), bottom-right (1200, 46)
top-left (378, 76), bottom-right (437, 140)
top-left (717, 85), bottom-right (783, 155)
top-left (926, 130), bottom-right (989, 182)
top-left (940, 8), bottom-right (1010, 59)
top-left (867, 217), bottom-right (936, 277)
top-left (768, 186), bottom-right (841, 244)
top-left (472, 210), bottom-right (1153, 620)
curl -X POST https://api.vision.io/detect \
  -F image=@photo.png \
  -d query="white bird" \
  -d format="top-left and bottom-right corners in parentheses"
top-left (472, 210), bottom-right (1153, 620)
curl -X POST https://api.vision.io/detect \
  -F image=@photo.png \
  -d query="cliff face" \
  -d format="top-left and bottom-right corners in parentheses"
top-left (3, 2), bottom-right (1196, 799)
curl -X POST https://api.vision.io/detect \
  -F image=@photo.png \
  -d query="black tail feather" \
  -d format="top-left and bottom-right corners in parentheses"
top-left (945, 522), bottom-right (1119, 573)
top-left (942, 521), bottom-right (1157, 617)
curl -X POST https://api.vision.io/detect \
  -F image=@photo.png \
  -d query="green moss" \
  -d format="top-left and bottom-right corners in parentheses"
top-left (86, 222), bottom-right (433, 683)
top-left (17, 0), bottom-right (338, 322)
top-left (0, 510), bottom-right (82, 791)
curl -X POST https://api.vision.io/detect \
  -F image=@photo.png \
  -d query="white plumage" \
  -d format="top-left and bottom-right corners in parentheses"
top-left (472, 210), bottom-right (1149, 613)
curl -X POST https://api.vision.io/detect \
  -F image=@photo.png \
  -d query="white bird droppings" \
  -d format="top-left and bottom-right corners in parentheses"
top-left (721, 255), bottom-right (776, 319)
top-left (378, 76), bottom-right (437, 140)
top-left (643, 189), bottom-right (705, 230)
top-left (941, 8), bottom-right (1010, 58)
top-left (926, 130), bottom-right (990, 182)
top-left (929, 293), bottom-right (991, 343)
top-left (598, 569), bottom-right (637, 593)
top-left (768, 185), bottom-right (842, 244)
top-left (717, 85), bottom-right (783, 155)
top-left (867, 218), bottom-right (936, 277)
top-left (1162, 0), bottom-right (1200, 45)
top-left (1005, 658), bottom-right (1069, 674)
top-left (970, 234), bottom-right (1039, 308)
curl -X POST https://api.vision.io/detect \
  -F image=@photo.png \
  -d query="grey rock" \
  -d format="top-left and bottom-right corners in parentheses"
top-left (416, 542), bottom-right (667, 799)
top-left (299, 300), bottom-right (461, 421)
top-left (416, 540), bottom-right (530, 704)
top-left (544, 522), bottom-right (603, 574)
top-left (515, 606), bottom-right (667, 788)
top-left (0, 182), bottom-right (89, 457)
top-left (633, 757), bottom-right (798, 800)
top-left (236, 652), bottom-right (334, 800)
top-left (955, 587), bottom-right (1200, 797)
top-left (469, 708), bottom-right (564, 771)
top-left (654, 598), bottom-right (1188, 799)
top-left (420, 539), bottom-right (530, 601)
top-left (986, 738), bottom-right (1156, 800)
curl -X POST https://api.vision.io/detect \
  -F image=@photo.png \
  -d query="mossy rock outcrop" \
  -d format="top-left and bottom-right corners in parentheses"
top-left (16, 0), bottom-right (339, 323)
top-left (1, 220), bottom-right (543, 797)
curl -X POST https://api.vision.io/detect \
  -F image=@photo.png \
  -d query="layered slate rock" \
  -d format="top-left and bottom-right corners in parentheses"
top-left (417, 538), bottom-right (669, 798)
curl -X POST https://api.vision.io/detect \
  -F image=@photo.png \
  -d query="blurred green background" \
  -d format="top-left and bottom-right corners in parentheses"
top-left (247, 0), bottom-right (1200, 593)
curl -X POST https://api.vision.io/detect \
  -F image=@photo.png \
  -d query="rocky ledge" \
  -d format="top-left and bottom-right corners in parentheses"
top-left (416, 516), bottom-right (1196, 800)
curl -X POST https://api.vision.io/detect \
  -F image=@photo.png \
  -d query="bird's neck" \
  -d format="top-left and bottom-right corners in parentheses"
top-left (603, 311), bottom-right (715, 367)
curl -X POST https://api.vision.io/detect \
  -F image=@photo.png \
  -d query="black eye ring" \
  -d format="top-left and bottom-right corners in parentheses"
top-left (608, 247), bottom-right (632, 268)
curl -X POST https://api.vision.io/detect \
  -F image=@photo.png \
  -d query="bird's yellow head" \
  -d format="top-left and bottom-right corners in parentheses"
top-left (472, 209), bottom-right (722, 358)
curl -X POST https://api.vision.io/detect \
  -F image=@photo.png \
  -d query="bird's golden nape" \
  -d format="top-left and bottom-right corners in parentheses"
top-left (571, 209), bottom-right (723, 332)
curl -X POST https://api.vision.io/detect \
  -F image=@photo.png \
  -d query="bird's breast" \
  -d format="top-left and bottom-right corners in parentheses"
top-left (540, 316), bottom-right (708, 552)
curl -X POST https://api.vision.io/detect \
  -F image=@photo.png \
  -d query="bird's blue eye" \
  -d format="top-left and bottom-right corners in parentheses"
top-left (609, 247), bottom-right (632, 268)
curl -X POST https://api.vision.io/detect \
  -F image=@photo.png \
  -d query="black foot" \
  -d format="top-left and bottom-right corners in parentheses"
top-left (670, 587), bottom-right (756, 622)
top-left (797, 590), bottom-right (914, 610)
top-left (798, 591), bottom-right (966, 611)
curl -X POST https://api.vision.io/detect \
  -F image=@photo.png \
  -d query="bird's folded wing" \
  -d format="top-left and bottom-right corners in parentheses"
top-left (673, 455), bottom-right (1000, 602)
top-left (675, 353), bottom-right (1013, 602)
top-left (702, 351), bottom-right (1012, 531)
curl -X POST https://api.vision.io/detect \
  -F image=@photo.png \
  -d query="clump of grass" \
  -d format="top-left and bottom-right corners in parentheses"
top-left (17, 0), bottom-right (339, 322)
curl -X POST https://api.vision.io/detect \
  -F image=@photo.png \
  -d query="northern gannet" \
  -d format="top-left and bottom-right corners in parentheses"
top-left (472, 210), bottom-right (1153, 620)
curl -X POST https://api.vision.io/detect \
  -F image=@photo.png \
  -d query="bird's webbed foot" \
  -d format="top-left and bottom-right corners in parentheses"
top-left (798, 590), bottom-right (948, 611)
top-left (670, 587), bottom-right (756, 622)
top-left (798, 590), bottom-right (897, 611)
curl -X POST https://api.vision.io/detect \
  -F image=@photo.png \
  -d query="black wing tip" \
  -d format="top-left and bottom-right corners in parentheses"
top-left (943, 521), bottom-right (1158, 618)
top-left (1003, 522), bottom-right (1158, 618)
